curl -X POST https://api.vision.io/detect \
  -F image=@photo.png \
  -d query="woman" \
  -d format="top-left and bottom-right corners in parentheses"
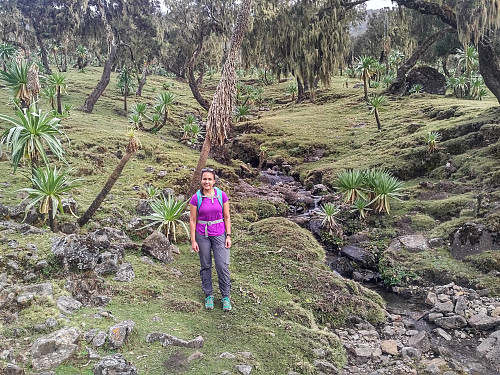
top-left (190, 168), bottom-right (232, 311)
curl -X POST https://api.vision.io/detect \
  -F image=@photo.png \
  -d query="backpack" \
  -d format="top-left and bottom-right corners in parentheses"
top-left (196, 187), bottom-right (223, 214)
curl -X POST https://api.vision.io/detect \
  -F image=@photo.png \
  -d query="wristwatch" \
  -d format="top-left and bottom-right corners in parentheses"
top-left (226, 233), bottom-right (232, 237)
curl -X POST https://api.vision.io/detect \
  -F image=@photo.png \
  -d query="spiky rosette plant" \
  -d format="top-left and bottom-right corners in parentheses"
top-left (320, 203), bottom-right (343, 237)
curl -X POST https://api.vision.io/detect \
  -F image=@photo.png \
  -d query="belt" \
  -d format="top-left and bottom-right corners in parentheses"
top-left (197, 219), bottom-right (224, 237)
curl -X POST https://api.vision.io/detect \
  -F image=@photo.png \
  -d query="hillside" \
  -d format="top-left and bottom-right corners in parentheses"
top-left (0, 66), bottom-right (499, 374)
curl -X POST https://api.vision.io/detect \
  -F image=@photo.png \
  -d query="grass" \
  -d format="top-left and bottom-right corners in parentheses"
top-left (0, 65), bottom-right (499, 373)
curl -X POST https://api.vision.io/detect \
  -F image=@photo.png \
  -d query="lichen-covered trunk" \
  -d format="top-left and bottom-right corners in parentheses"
top-left (79, 26), bottom-right (117, 114)
top-left (136, 65), bottom-right (149, 96)
top-left (188, 30), bottom-right (210, 111)
top-left (478, 36), bottom-right (500, 105)
top-left (57, 86), bottom-right (62, 115)
top-left (34, 24), bottom-right (52, 75)
top-left (188, 135), bottom-right (212, 196)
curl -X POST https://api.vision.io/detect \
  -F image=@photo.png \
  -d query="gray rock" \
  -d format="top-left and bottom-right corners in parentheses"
top-left (113, 263), bottom-right (135, 282)
top-left (58, 222), bottom-right (79, 234)
top-left (146, 332), bottom-right (204, 348)
top-left (46, 317), bottom-right (58, 328)
top-left (450, 222), bottom-right (500, 260)
top-left (219, 352), bottom-right (236, 359)
top-left (433, 328), bottom-right (452, 341)
top-left (16, 293), bottom-right (34, 305)
top-left (312, 348), bottom-right (327, 358)
top-left (0, 221), bottom-right (44, 234)
top-left (34, 260), bottom-right (49, 271)
top-left (1, 349), bottom-right (13, 361)
top-left (94, 252), bottom-right (119, 276)
top-left (467, 314), bottom-right (500, 331)
top-left (427, 312), bottom-right (443, 322)
top-left (56, 296), bottom-right (82, 315)
top-left (401, 347), bottom-right (422, 359)
top-left (408, 331), bottom-right (430, 352)
top-left (432, 301), bottom-right (454, 313)
top-left (24, 273), bottom-right (37, 282)
top-left (314, 360), bottom-right (338, 374)
top-left (86, 346), bottom-right (100, 360)
top-left (136, 199), bottom-right (153, 216)
top-left (142, 231), bottom-right (174, 263)
top-left (387, 235), bottom-right (429, 253)
top-left (88, 227), bottom-right (132, 248)
top-left (380, 340), bottom-right (398, 355)
top-left (235, 364), bottom-right (252, 375)
top-left (406, 66), bottom-right (446, 95)
top-left (52, 234), bottom-right (100, 271)
top-left (2, 363), bottom-right (25, 375)
top-left (0, 202), bottom-right (9, 219)
top-left (340, 245), bottom-right (375, 268)
top-left (476, 330), bottom-right (500, 371)
top-left (107, 320), bottom-right (135, 349)
top-left (434, 315), bottom-right (467, 329)
top-left (92, 331), bottom-right (107, 348)
top-left (9, 200), bottom-right (39, 224)
top-left (187, 350), bottom-right (203, 362)
top-left (94, 354), bottom-right (138, 375)
top-left (83, 328), bottom-right (99, 343)
top-left (61, 198), bottom-right (78, 215)
top-left (30, 327), bottom-right (81, 371)
top-left (454, 296), bottom-right (467, 314)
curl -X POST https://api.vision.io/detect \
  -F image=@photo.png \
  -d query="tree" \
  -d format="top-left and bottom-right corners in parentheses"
top-left (20, 166), bottom-right (81, 232)
top-left (188, 0), bottom-right (253, 194)
top-left (0, 60), bottom-right (30, 107)
top-left (355, 55), bottom-right (377, 101)
top-left (150, 92), bottom-right (176, 133)
top-left (117, 67), bottom-right (135, 111)
top-left (78, 131), bottom-right (140, 227)
top-left (0, 104), bottom-right (66, 175)
top-left (0, 42), bottom-right (17, 71)
top-left (47, 72), bottom-right (67, 115)
top-left (367, 94), bottom-right (387, 131)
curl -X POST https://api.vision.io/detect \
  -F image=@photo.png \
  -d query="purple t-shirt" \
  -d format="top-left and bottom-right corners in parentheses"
top-left (190, 190), bottom-right (228, 236)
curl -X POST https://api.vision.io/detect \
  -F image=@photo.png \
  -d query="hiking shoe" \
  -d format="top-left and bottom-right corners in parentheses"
top-left (222, 297), bottom-right (232, 312)
top-left (205, 295), bottom-right (214, 310)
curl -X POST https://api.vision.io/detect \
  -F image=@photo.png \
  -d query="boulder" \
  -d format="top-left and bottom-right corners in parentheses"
top-left (476, 330), bottom-right (500, 372)
top-left (380, 340), bottom-right (399, 356)
top-left (235, 365), bottom-right (253, 375)
top-left (432, 301), bottom-right (454, 313)
top-left (61, 198), bottom-right (78, 215)
top-left (56, 296), bottom-right (82, 315)
top-left (22, 283), bottom-right (53, 298)
top-left (9, 200), bottom-right (39, 225)
top-left (142, 231), bottom-right (174, 263)
top-left (113, 263), bottom-right (135, 282)
top-left (94, 252), bottom-right (119, 276)
top-left (107, 320), bottom-right (135, 349)
top-left (340, 245), bottom-right (375, 268)
top-left (450, 222), bottom-right (500, 260)
top-left (467, 314), bottom-right (500, 331)
top-left (434, 315), bottom-right (467, 329)
top-left (136, 199), bottom-right (153, 216)
top-left (387, 235), bottom-right (430, 253)
top-left (313, 360), bottom-right (337, 374)
top-left (94, 354), bottom-right (138, 375)
top-left (328, 257), bottom-right (355, 278)
top-left (0, 202), bottom-right (9, 219)
top-left (30, 327), bottom-right (81, 371)
top-left (406, 66), bottom-right (446, 95)
top-left (2, 364), bottom-right (25, 375)
top-left (408, 331), bottom-right (430, 352)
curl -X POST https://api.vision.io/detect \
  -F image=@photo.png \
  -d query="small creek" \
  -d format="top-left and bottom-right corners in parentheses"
top-left (257, 171), bottom-right (498, 374)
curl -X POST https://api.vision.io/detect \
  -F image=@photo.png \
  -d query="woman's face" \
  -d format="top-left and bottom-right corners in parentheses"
top-left (201, 172), bottom-right (215, 191)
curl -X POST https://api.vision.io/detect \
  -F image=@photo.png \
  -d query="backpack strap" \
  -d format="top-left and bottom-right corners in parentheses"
top-left (196, 190), bottom-right (203, 214)
top-left (214, 187), bottom-right (223, 208)
top-left (196, 188), bottom-right (224, 216)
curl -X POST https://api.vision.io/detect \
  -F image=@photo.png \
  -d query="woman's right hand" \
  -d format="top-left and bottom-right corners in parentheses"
top-left (191, 241), bottom-right (199, 252)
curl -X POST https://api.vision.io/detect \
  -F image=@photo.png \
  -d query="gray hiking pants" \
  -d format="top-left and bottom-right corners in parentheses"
top-left (196, 232), bottom-right (231, 298)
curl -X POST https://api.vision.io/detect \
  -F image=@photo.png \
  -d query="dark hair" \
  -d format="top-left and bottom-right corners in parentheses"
top-left (200, 168), bottom-right (216, 179)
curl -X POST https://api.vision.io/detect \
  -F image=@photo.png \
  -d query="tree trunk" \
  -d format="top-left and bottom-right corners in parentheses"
top-left (48, 209), bottom-right (56, 232)
top-left (79, 25), bottom-right (117, 114)
top-left (188, 135), bottom-right (212, 195)
top-left (442, 54), bottom-right (450, 77)
top-left (124, 89), bottom-right (128, 111)
top-left (136, 64), bottom-right (149, 96)
top-left (187, 29), bottom-right (211, 111)
top-left (296, 77), bottom-right (306, 102)
top-left (57, 86), bottom-right (62, 115)
top-left (374, 109), bottom-right (382, 131)
top-left (478, 35), bottom-right (500, 105)
top-left (388, 28), bottom-right (453, 95)
top-left (78, 148), bottom-right (135, 227)
top-left (33, 23), bottom-right (51, 75)
top-left (363, 74), bottom-right (369, 101)
top-left (62, 48), bottom-right (67, 72)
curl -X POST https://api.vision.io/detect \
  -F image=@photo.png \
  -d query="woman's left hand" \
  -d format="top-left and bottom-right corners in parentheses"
top-left (225, 236), bottom-right (232, 248)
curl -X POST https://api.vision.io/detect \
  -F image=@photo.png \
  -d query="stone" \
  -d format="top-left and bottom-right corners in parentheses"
top-left (108, 320), bottom-right (135, 349)
top-left (425, 358), bottom-right (448, 375)
top-left (235, 364), bottom-right (252, 375)
top-left (61, 198), bottom-right (78, 215)
top-left (136, 199), bottom-right (153, 216)
top-left (314, 359), bottom-right (338, 374)
top-left (467, 314), bottom-right (500, 330)
top-left (219, 352), bottom-right (236, 359)
top-left (52, 234), bottom-right (100, 271)
top-left (16, 293), bottom-right (34, 305)
top-left (434, 315), bottom-right (467, 329)
top-left (0, 202), bottom-right (9, 219)
top-left (92, 331), bottom-right (107, 348)
top-left (30, 327), bottom-right (81, 371)
top-left (83, 329), bottom-right (99, 343)
top-left (354, 347), bottom-right (374, 357)
top-left (328, 257), bottom-right (355, 278)
top-left (94, 252), bottom-right (119, 275)
top-left (339, 245), bottom-right (375, 268)
top-left (450, 222), bottom-right (500, 260)
top-left (113, 263), bottom-right (135, 282)
top-left (406, 66), bottom-right (446, 95)
top-left (476, 330), bottom-right (500, 371)
top-left (94, 354), bottom-right (138, 375)
top-left (187, 350), bottom-right (204, 362)
top-left (34, 260), bottom-right (49, 271)
top-left (433, 328), bottom-right (452, 341)
top-left (2, 364), bottom-right (25, 374)
top-left (312, 348), bottom-right (327, 358)
top-left (56, 296), bottom-right (82, 315)
top-left (425, 292), bottom-right (438, 306)
top-left (408, 331), bottom-right (430, 352)
top-left (86, 346), bottom-right (100, 360)
top-left (9, 200), bottom-right (39, 224)
top-left (432, 301), bottom-right (454, 313)
top-left (492, 307), bottom-right (500, 317)
top-left (22, 282), bottom-right (53, 297)
top-left (146, 332), bottom-right (204, 348)
top-left (387, 235), bottom-right (430, 253)
top-left (380, 340), bottom-right (398, 356)
top-left (141, 231), bottom-right (174, 263)
top-left (401, 347), bottom-right (422, 359)
top-left (58, 222), bottom-right (79, 235)
top-left (454, 296), bottom-right (467, 314)
top-left (427, 313), bottom-right (443, 322)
